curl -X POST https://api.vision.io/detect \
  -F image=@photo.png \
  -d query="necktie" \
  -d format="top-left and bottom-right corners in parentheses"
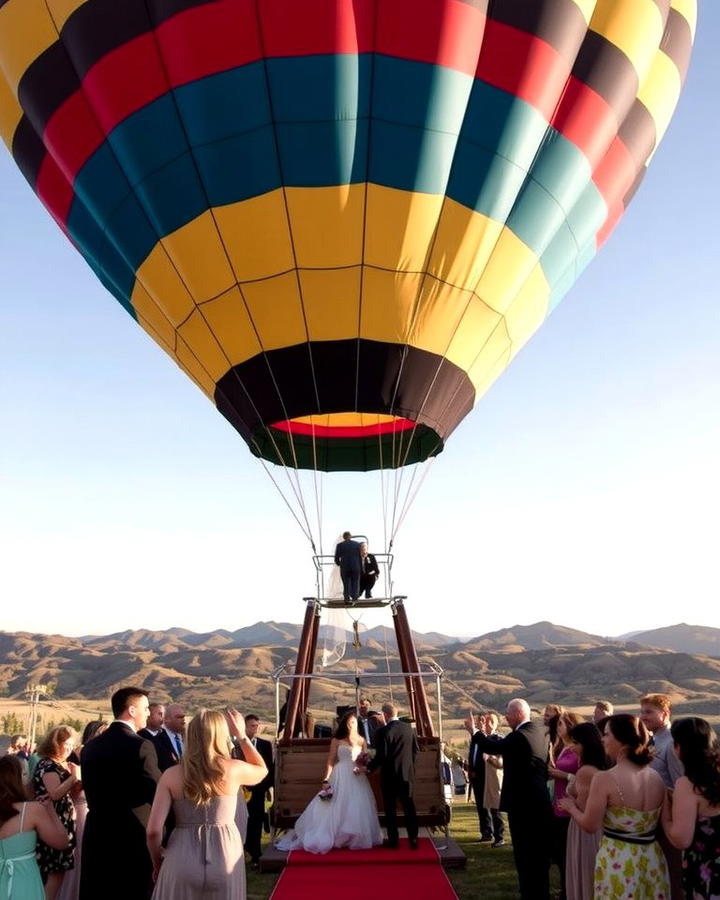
top-left (174, 734), bottom-right (183, 757)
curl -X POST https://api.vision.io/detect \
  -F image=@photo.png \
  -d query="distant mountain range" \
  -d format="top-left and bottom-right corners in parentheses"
top-left (75, 622), bottom-right (459, 653)
top-left (68, 620), bottom-right (720, 656)
top-left (2, 621), bottom-right (720, 720)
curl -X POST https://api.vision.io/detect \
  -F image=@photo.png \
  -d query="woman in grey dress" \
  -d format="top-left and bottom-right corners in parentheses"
top-left (562, 722), bottom-right (608, 900)
top-left (147, 709), bottom-right (267, 900)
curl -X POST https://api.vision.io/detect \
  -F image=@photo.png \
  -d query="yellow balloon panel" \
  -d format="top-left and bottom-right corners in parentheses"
top-left (177, 308), bottom-right (233, 383)
top-left (161, 210), bottom-right (237, 304)
top-left (132, 248), bottom-right (196, 327)
top-left (445, 294), bottom-right (504, 374)
top-left (670, 0), bottom-right (697, 38)
top-left (200, 286), bottom-right (263, 367)
top-left (285, 185), bottom-right (365, 269)
top-left (505, 265), bottom-right (551, 356)
top-left (639, 51), bottom-right (682, 150)
top-left (45, 0), bottom-right (88, 30)
top-left (360, 268), bottom-right (423, 346)
top-left (428, 199), bottom-right (505, 291)
top-left (0, 0), bottom-right (57, 95)
top-left (214, 191), bottom-right (295, 283)
top-left (174, 332), bottom-right (217, 400)
top-left (474, 228), bottom-right (549, 316)
top-left (466, 317), bottom-right (513, 394)
top-left (590, 0), bottom-right (664, 83)
top-left (299, 267), bottom-right (362, 343)
top-left (364, 185), bottom-right (444, 274)
top-left (0, 74), bottom-right (22, 146)
top-left (131, 283), bottom-right (179, 350)
top-left (241, 271), bottom-right (308, 352)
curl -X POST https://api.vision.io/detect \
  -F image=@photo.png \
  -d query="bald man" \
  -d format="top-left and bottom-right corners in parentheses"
top-left (472, 699), bottom-right (552, 899)
top-left (153, 704), bottom-right (186, 772)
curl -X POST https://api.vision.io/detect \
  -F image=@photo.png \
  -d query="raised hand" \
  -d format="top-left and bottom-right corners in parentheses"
top-left (225, 707), bottom-right (246, 741)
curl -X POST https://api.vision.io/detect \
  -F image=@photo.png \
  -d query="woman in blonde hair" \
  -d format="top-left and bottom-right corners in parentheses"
top-left (147, 708), bottom-right (267, 900)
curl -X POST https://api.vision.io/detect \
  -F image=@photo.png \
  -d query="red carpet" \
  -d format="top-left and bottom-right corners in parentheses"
top-left (269, 838), bottom-right (458, 900)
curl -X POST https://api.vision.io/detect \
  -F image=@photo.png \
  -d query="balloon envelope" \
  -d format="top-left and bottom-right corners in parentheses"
top-left (0, 0), bottom-right (696, 470)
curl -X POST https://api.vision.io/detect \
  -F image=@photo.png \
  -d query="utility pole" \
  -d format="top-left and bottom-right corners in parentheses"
top-left (25, 682), bottom-right (48, 749)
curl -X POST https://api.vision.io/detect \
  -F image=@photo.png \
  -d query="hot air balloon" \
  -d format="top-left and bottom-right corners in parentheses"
top-left (0, 0), bottom-right (698, 840)
top-left (0, 0), bottom-right (696, 480)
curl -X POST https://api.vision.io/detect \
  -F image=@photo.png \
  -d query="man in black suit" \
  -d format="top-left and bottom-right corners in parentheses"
top-left (467, 712), bottom-right (493, 842)
top-left (80, 686), bottom-right (161, 900)
top-left (137, 702), bottom-right (164, 740)
top-left (334, 531), bottom-right (362, 602)
top-left (355, 696), bottom-right (381, 748)
top-left (359, 543), bottom-right (380, 598)
top-left (472, 698), bottom-right (552, 899)
top-left (368, 702), bottom-right (419, 848)
top-left (239, 714), bottom-right (274, 868)
top-left (153, 703), bottom-right (186, 771)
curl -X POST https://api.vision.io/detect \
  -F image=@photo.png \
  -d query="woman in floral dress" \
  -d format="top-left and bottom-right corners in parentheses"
top-left (662, 717), bottom-right (720, 899)
top-left (561, 714), bottom-right (669, 898)
top-left (32, 726), bottom-right (79, 900)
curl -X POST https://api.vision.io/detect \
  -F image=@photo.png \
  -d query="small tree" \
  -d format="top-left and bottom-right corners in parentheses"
top-left (1, 712), bottom-right (24, 735)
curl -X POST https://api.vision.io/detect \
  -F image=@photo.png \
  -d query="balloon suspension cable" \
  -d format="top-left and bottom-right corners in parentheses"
top-left (283, 463), bottom-right (318, 551)
top-left (378, 433), bottom-right (389, 554)
top-left (352, 620), bottom-right (362, 650)
top-left (391, 457), bottom-right (436, 547)
top-left (387, 461), bottom-right (406, 550)
top-left (254, 455), bottom-right (317, 551)
top-left (310, 426), bottom-right (323, 559)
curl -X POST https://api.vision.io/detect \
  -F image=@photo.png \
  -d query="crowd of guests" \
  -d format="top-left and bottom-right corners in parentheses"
top-left (0, 688), bottom-right (269, 899)
top-left (2, 690), bottom-right (720, 899)
top-left (459, 694), bottom-right (720, 899)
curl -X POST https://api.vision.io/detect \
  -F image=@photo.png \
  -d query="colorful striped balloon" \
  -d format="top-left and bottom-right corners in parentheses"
top-left (0, 0), bottom-right (696, 471)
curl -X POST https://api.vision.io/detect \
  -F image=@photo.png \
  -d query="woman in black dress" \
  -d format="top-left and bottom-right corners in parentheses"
top-left (662, 717), bottom-right (720, 899)
top-left (32, 726), bottom-right (79, 900)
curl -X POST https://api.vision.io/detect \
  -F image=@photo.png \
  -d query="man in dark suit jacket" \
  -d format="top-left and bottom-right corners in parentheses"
top-left (467, 713), bottom-right (493, 842)
top-left (137, 702), bottom-right (164, 740)
top-left (355, 696), bottom-right (381, 748)
top-left (359, 543), bottom-right (380, 598)
top-left (472, 698), bottom-right (552, 899)
top-left (238, 714), bottom-right (274, 867)
top-left (334, 531), bottom-right (362, 602)
top-left (80, 687), bottom-right (161, 900)
top-left (368, 702), bottom-right (419, 848)
top-left (153, 703), bottom-right (186, 772)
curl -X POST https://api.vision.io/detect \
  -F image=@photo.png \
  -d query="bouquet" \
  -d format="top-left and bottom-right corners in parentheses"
top-left (318, 783), bottom-right (334, 801)
top-left (353, 750), bottom-right (372, 775)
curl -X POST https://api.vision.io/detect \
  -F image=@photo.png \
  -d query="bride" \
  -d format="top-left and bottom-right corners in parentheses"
top-left (276, 711), bottom-right (382, 854)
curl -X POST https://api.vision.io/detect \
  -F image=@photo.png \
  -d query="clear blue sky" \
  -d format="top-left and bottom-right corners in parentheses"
top-left (2, 7), bottom-right (718, 639)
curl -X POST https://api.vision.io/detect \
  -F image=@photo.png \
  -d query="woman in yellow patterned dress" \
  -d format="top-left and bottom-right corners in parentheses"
top-left (561, 714), bottom-right (669, 899)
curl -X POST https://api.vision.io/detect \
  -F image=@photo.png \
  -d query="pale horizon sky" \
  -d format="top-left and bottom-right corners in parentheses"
top-left (2, 7), bottom-right (719, 641)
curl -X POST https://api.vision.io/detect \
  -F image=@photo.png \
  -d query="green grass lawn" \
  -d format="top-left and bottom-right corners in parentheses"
top-left (246, 803), bottom-right (561, 898)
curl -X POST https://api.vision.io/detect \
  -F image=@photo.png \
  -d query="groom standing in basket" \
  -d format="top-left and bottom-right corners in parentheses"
top-left (368, 702), bottom-right (419, 849)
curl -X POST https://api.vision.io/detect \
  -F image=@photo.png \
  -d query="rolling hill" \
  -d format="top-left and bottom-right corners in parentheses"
top-left (2, 622), bottom-right (720, 725)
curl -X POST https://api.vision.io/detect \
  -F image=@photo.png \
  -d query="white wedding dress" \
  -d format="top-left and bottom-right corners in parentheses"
top-left (276, 743), bottom-right (382, 854)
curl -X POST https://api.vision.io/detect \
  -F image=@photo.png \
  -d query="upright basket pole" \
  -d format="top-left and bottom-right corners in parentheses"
top-left (392, 598), bottom-right (435, 737)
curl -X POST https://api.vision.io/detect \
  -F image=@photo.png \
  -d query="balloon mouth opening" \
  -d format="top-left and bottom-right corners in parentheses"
top-left (248, 413), bottom-right (443, 471)
top-left (269, 413), bottom-right (416, 439)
